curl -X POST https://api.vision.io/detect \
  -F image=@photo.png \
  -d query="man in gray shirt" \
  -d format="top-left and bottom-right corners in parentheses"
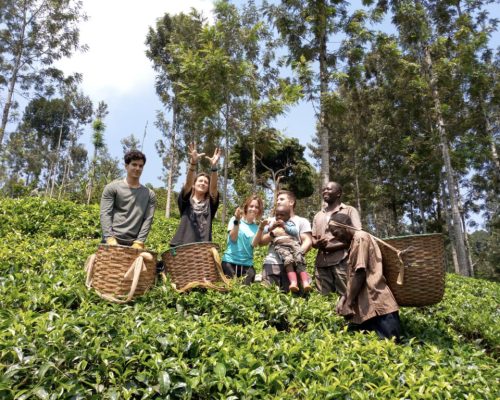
top-left (100, 150), bottom-right (156, 249)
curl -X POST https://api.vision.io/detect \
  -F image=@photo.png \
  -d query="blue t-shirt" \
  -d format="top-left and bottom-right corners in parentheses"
top-left (222, 216), bottom-right (259, 266)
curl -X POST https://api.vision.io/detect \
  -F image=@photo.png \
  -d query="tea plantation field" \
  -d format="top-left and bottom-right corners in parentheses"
top-left (0, 198), bottom-right (499, 399)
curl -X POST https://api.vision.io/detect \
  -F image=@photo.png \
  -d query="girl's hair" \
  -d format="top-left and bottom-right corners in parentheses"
top-left (242, 195), bottom-right (264, 219)
top-left (193, 172), bottom-right (211, 198)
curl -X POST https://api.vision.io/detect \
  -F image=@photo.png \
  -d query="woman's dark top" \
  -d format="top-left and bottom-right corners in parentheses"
top-left (170, 189), bottom-right (220, 247)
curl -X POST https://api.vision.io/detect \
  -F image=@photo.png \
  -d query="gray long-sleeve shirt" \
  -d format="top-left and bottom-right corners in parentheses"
top-left (100, 180), bottom-right (156, 244)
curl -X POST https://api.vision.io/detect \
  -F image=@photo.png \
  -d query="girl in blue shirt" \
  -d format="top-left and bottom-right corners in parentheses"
top-left (222, 195), bottom-right (265, 284)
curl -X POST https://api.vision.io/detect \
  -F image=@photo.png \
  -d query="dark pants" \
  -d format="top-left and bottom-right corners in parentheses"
top-left (222, 261), bottom-right (255, 285)
top-left (314, 258), bottom-right (348, 296)
top-left (350, 311), bottom-right (402, 341)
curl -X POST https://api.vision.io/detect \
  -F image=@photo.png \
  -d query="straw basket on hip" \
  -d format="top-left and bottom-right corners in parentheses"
top-left (84, 244), bottom-right (157, 303)
top-left (378, 233), bottom-right (445, 307)
top-left (161, 242), bottom-right (230, 293)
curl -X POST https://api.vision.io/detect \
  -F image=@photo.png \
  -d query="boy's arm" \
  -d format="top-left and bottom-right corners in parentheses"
top-left (100, 184), bottom-right (116, 239)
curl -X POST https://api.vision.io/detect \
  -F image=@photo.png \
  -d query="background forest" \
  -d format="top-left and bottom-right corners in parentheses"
top-left (0, 0), bottom-right (498, 281)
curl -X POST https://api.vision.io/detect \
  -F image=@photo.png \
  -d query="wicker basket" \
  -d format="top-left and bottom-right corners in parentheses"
top-left (161, 242), bottom-right (230, 292)
top-left (378, 233), bottom-right (445, 307)
top-left (84, 244), bottom-right (157, 303)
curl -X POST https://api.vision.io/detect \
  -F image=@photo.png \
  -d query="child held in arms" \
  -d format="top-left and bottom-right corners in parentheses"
top-left (265, 205), bottom-right (312, 293)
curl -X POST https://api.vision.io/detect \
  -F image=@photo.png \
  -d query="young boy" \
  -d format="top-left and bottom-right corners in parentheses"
top-left (100, 150), bottom-right (156, 249)
top-left (266, 205), bottom-right (312, 293)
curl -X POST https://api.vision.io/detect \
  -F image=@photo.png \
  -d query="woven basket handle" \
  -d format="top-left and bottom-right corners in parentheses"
top-left (169, 246), bottom-right (231, 293)
top-left (84, 253), bottom-right (97, 288)
top-left (210, 247), bottom-right (231, 286)
top-left (329, 222), bottom-right (407, 286)
top-left (94, 254), bottom-right (148, 304)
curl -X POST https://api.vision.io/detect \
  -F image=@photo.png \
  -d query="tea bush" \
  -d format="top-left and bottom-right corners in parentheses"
top-left (0, 198), bottom-right (499, 399)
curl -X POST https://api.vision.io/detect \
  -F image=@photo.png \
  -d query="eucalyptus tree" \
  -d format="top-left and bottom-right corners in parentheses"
top-left (57, 90), bottom-right (92, 199)
top-left (146, 10), bottom-right (205, 217)
top-left (239, 0), bottom-right (302, 192)
top-left (167, 1), bottom-right (275, 223)
top-left (380, 0), bottom-right (498, 276)
top-left (0, 0), bottom-right (87, 147)
top-left (45, 74), bottom-right (88, 198)
top-left (3, 96), bottom-right (73, 190)
top-left (87, 101), bottom-right (108, 205)
top-left (154, 110), bottom-right (181, 217)
top-left (120, 134), bottom-right (141, 154)
top-left (265, 0), bottom-right (352, 186)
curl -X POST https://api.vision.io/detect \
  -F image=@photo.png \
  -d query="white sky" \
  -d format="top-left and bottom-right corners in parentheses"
top-left (55, 0), bottom-right (315, 189)
top-left (58, 0), bottom-right (215, 99)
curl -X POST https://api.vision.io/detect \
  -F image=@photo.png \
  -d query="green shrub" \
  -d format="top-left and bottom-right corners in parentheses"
top-left (0, 198), bottom-right (499, 399)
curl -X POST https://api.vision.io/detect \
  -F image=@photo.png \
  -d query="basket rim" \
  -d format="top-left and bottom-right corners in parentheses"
top-left (381, 232), bottom-right (443, 240)
top-left (161, 241), bottom-right (219, 255)
top-left (98, 243), bottom-right (157, 257)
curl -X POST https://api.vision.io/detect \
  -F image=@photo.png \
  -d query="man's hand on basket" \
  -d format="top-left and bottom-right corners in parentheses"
top-left (106, 237), bottom-right (118, 246)
top-left (131, 241), bottom-right (144, 249)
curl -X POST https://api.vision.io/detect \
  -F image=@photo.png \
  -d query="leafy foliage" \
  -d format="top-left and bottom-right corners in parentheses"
top-left (0, 198), bottom-right (498, 399)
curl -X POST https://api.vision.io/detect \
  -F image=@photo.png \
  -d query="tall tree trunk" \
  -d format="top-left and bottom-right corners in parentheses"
top-left (485, 110), bottom-right (500, 180)
top-left (318, 0), bottom-right (329, 186)
top-left (58, 156), bottom-right (70, 200)
top-left (221, 103), bottom-right (230, 226)
top-left (417, 185), bottom-right (427, 233)
top-left (354, 155), bottom-right (362, 217)
top-left (165, 152), bottom-right (175, 219)
top-left (87, 150), bottom-right (97, 205)
top-left (165, 105), bottom-right (178, 218)
top-left (0, 7), bottom-right (27, 148)
top-left (441, 177), bottom-right (459, 273)
top-left (49, 112), bottom-right (66, 198)
top-left (251, 119), bottom-right (257, 191)
top-left (252, 142), bottom-right (257, 192)
top-left (424, 46), bottom-right (471, 276)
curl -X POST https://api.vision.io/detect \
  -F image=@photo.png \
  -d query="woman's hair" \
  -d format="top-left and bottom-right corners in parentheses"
top-left (243, 195), bottom-right (264, 219)
top-left (330, 213), bottom-right (353, 227)
top-left (193, 172), bottom-right (211, 198)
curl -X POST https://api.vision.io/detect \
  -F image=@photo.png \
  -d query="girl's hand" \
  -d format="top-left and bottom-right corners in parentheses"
top-left (206, 147), bottom-right (222, 167)
top-left (188, 143), bottom-right (205, 164)
top-left (234, 207), bottom-right (243, 221)
top-left (258, 218), bottom-right (269, 229)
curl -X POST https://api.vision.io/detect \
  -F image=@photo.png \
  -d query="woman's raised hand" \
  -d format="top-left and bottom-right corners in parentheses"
top-left (258, 218), bottom-right (269, 230)
top-left (206, 147), bottom-right (222, 167)
top-left (188, 143), bottom-right (205, 164)
top-left (234, 207), bottom-right (243, 221)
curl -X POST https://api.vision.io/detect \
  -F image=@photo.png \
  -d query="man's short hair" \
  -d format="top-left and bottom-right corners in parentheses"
top-left (277, 190), bottom-right (296, 209)
top-left (124, 150), bottom-right (146, 165)
top-left (330, 213), bottom-right (353, 227)
top-left (329, 181), bottom-right (343, 195)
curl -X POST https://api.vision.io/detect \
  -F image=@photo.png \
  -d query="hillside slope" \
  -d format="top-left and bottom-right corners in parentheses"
top-left (0, 198), bottom-right (498, 399)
